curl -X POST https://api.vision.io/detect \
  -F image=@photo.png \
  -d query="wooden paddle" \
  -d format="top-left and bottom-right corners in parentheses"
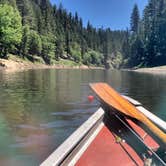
top-left (90, 83), bottom-right (166, 144)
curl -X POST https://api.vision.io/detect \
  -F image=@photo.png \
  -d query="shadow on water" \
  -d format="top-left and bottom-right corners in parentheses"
top-left (0, 69), bottom-right (165, 165)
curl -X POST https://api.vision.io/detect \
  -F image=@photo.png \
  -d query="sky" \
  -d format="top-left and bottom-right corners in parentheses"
top-left (50, 0), bottom-right (148, 30)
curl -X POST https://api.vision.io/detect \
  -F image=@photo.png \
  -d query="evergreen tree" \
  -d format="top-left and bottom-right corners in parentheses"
top-left (130, 4), bottom-right (140, 33)
top-left (103, 30), bottom-right (110, 69)
top-left (16, 0), bottom-right (36, 29)
top-left (122, 29), bottom-right (130, 60)
top-left (20, 25), bottom-right (30, 57)
top-left (41, 35), bottom-right (55, 64)
top-left (55, 36), bottom-right (63, 60)
top-left (28, 30), bottom-right (42, 55)
top-left (129, 35), bottom-right (144, 67)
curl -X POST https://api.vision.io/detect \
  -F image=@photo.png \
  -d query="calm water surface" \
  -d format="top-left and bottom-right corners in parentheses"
top-left (0, 69), bottom-right (165, 166)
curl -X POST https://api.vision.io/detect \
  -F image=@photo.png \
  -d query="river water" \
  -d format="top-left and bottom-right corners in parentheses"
top-left (0, 69), bottom-right (165, 166)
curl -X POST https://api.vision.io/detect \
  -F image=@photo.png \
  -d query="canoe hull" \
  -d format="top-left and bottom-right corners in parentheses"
top-left (41, 96), bottom-right (165, 165)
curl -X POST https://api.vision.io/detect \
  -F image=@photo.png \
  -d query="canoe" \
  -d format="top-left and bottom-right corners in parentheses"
top-left (40, 90), bottom-right (166, 165)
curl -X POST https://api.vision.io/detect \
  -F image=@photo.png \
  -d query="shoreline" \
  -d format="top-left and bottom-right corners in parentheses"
top-left (1, 56), bottom-right (165, 74)
top-left (0, 57), bottom-right (104, 72)
top-left (133, 66), bottom-right (166, 74)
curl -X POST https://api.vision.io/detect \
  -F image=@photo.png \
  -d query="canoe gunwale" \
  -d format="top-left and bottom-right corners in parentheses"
top-left (40, 108), bottom-right (104, 166)
top-left (123, 95), bottom-right (166, 132)
top-left (113, 114), bottom-right (166, 165)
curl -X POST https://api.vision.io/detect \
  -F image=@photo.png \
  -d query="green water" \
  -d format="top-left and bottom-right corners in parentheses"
top-left (0, 69), bottom-right (165, 165)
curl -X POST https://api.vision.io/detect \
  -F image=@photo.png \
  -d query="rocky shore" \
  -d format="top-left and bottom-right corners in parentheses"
top-left (0, 56), bottom-right (103, 72)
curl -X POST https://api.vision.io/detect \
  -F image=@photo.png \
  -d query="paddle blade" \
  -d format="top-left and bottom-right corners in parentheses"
top-left (90, 83), bottom-right (166, 144)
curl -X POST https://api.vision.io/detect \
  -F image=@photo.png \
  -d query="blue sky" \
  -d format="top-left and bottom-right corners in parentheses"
top-left (50, 0), bottom-right (148, 30)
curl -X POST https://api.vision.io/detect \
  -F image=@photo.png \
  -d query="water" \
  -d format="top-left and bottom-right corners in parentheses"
top-left (0, 69), bottom-right (165, 166)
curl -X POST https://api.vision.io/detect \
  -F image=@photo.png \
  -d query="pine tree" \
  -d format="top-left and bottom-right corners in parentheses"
top-left (28, 30), bottom-right (42, 55)
top-left (103, 30), bottom-right (109, 69)
top-left (20, 25), bottom-right (30, 57)
top-left (122, 29), bottom-right (130, 60)
top-left (130, 4), bottom-right (140, 33)
top-left (55, 37), bottom-right (63, 60)
top-left (129, 36), bottom-right (144, 67)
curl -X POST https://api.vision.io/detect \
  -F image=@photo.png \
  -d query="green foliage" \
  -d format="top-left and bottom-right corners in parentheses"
top-left (54, 59), bottom-right (78, 67)
top-left (70, 42), bottom-right (81, 63)
top-left (55, 36), bottom-right (64, 61)
top-left (109, 52), bottom-right (123, 69)
top-left (83, 52), bottom-right (92, 66)
top-left (89, 50), bottom-right (103, 65)
top-left (130, 4), bottom-right (140, 33)
top-left (122, 29), bottom-right (130, 60)
top-left (123, 0), bottom-right (166, 68)
top-left (0, 0), bottom-right (127, 68)
top-left (129, 35), bottom-right (144, 67)
top-left (41, 35), bottom-right (55, 64)
top-left (83, 50), bottom-right (102, 66)
top-left (28, 30), bottom-right (42, 55)
top-left (0, 0), bottom-right (16, 7)
top-left (0, 4), bottom-right (22, 58)
top-left (3, 0), bottom-right (165, 68)
top-left (16, 0), bottom-right (36, 29)
top-left (20, 25), bottom-right (30, 56)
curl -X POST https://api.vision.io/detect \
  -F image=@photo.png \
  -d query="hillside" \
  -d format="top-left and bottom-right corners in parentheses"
top-left (1, 0), bottom-right (166, 69)
top-left (0, 0), bottom-right (126, 69)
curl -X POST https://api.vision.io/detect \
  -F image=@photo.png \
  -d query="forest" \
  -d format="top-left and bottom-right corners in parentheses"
top-left (0, 0), bottom-right (166, 68)
top-left (124, 0), bottom-right (166, 68)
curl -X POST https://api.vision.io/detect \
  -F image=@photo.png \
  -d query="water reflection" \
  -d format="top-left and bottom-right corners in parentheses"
top-left (0, 69), bottom-right (165, 165)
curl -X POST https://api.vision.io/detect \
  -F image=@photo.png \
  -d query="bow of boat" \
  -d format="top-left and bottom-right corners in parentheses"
top-left (40, 95), bottom-right (166, 166)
